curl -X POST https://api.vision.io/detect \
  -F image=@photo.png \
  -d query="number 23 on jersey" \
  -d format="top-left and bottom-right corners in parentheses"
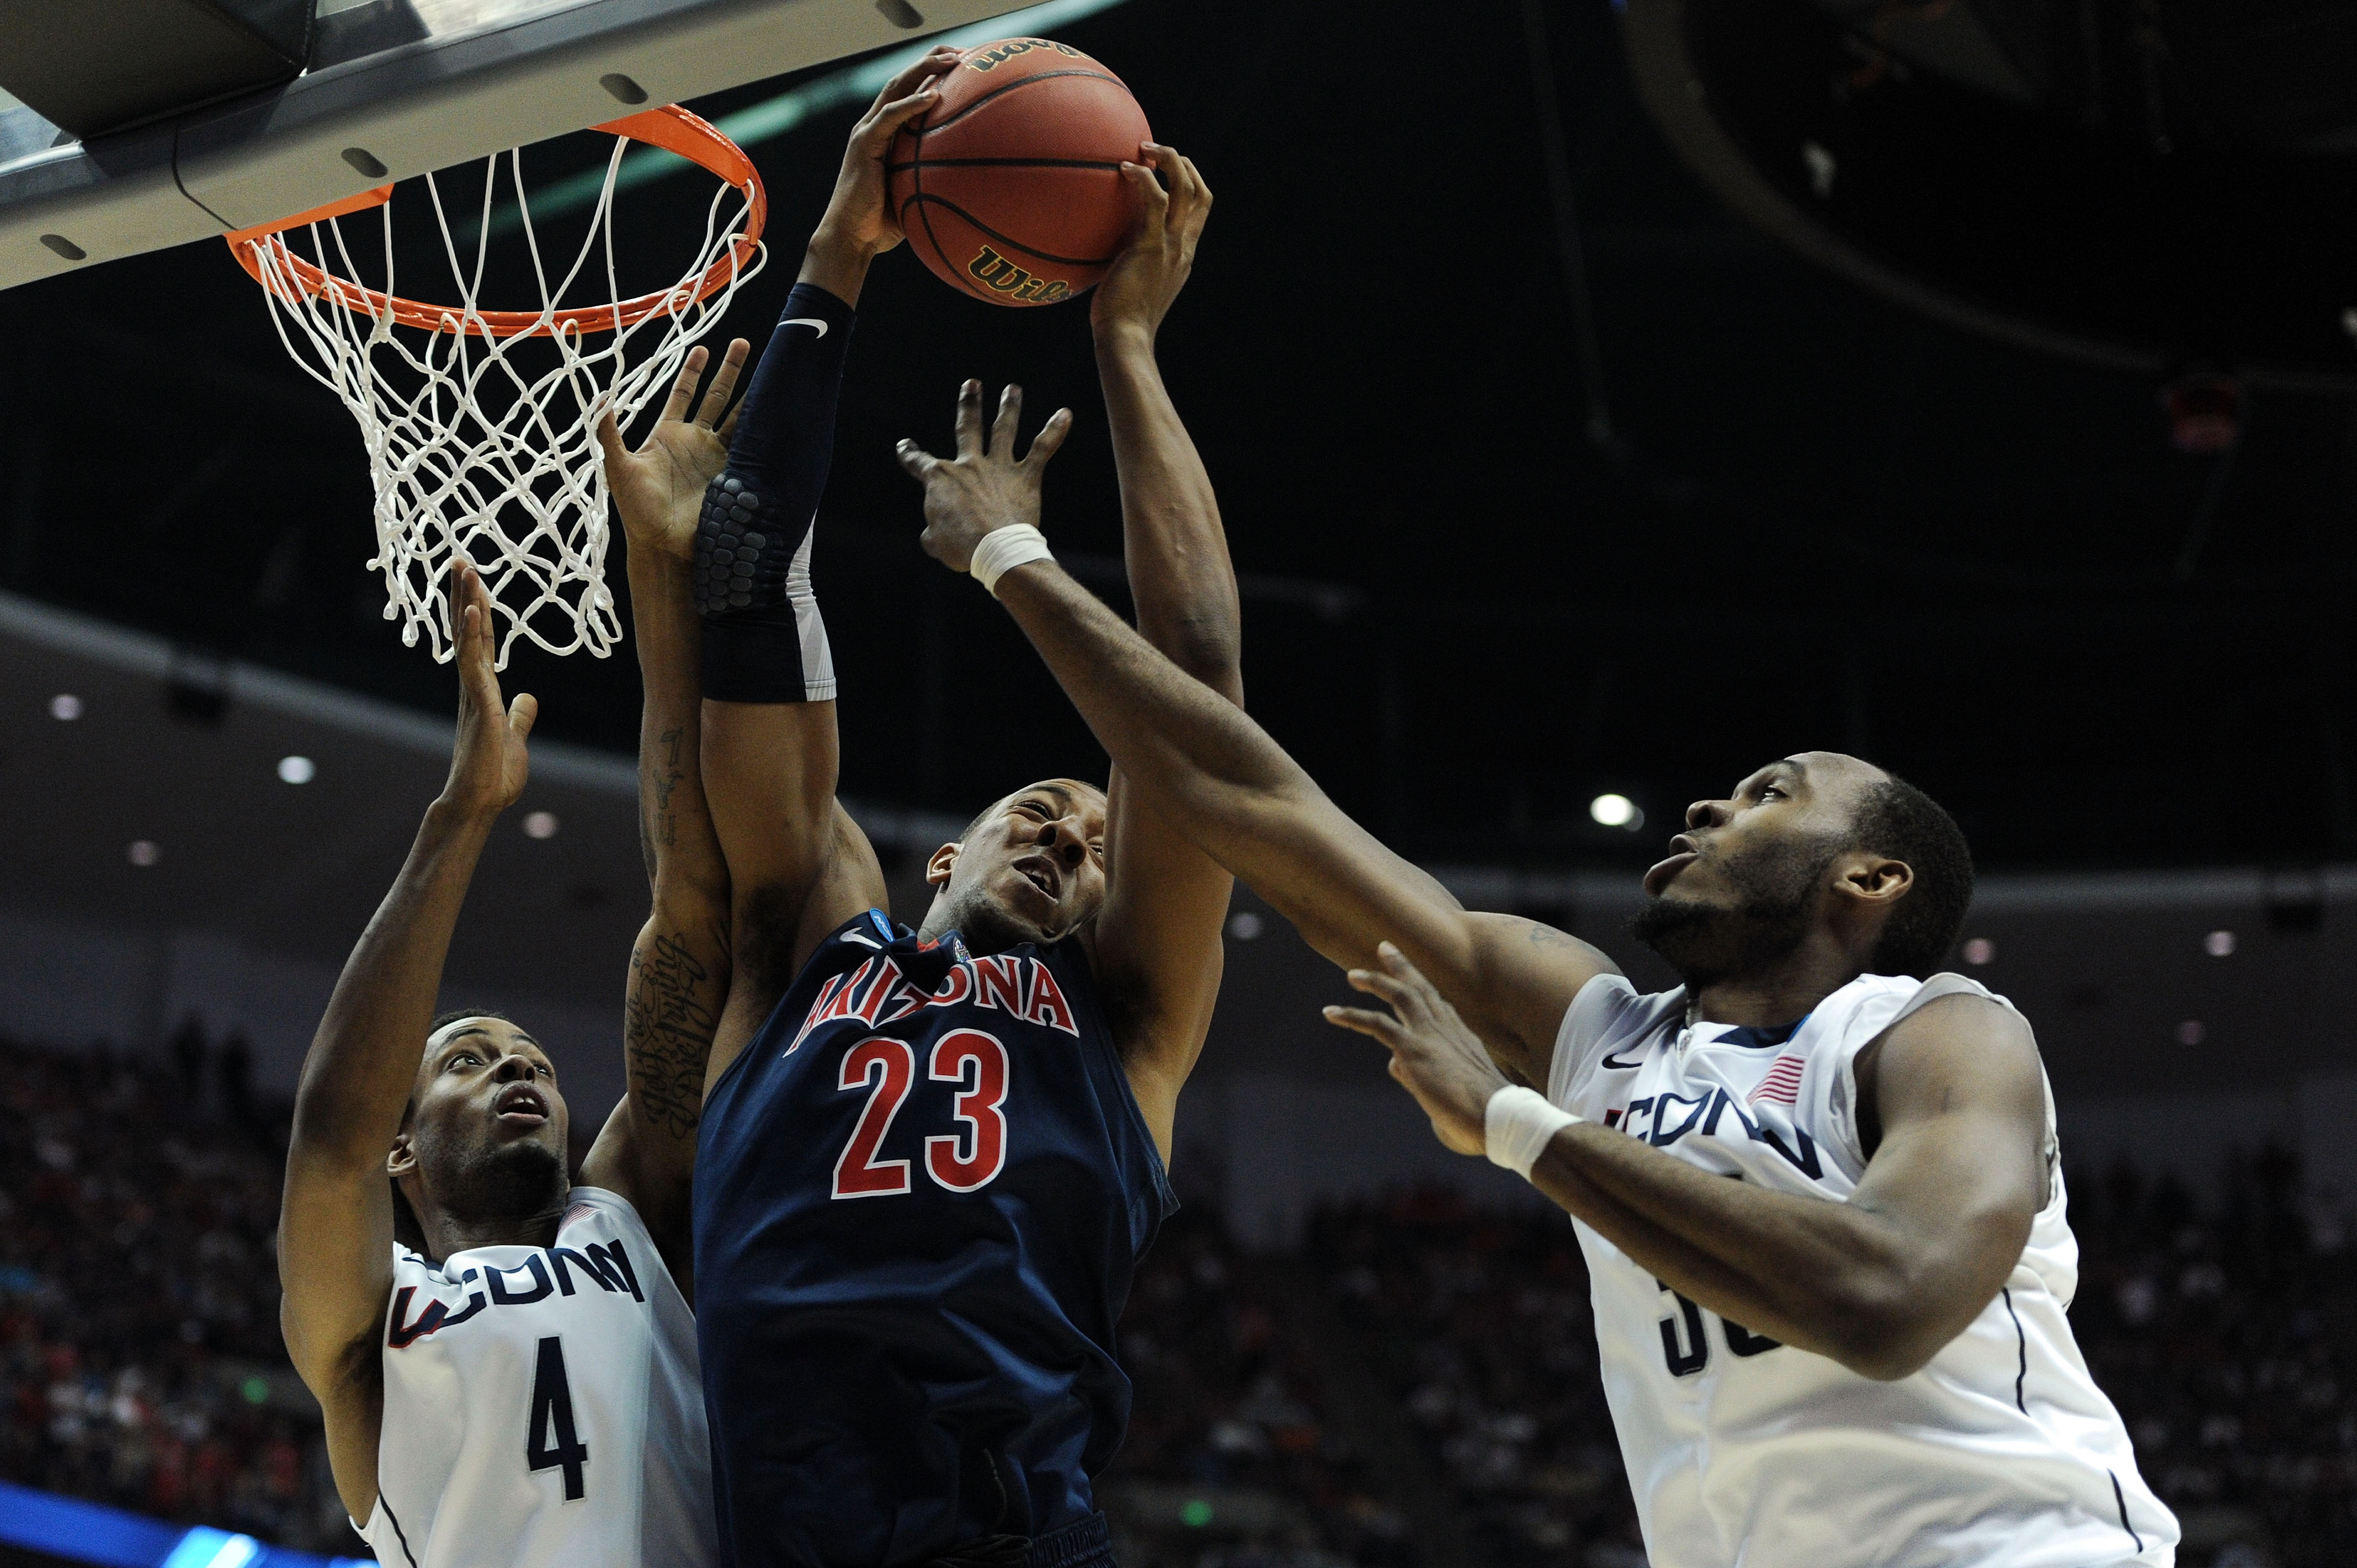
top-left (832, 1029), bottom-right (1010, 1199)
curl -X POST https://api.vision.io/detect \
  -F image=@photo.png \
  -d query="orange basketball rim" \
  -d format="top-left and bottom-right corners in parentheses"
top-left (223, 105), bottom-right (766, 338)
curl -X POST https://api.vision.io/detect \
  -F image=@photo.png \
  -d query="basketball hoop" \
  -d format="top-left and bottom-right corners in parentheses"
top-left (227, 106), bottom-right (768, 667)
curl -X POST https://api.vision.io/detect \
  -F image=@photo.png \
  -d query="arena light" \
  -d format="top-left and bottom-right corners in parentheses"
top-left (127, 840), bottom-right (159, 866)
top-left (2204, 930), bottom-right (2235, 957)
top-left (1962, 937), bottom-right (1994, 966)
top-left (2176, 1020), bottom-right (2206, 1046)
top-left (160, 1530), bottom-right (260, 1568)
top-left (48, 693), bottom-right (81, 720)
top-left (1589, 793), bottom-right (1639, 829)
top-left (523, 811), bottom-right (560, 840)
top-left (276, 755), bottom-right (315, 784)
top-left (1226, 911), bottom-right (1264, 941)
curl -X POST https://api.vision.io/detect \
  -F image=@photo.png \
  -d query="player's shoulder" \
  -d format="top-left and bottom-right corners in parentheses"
top-left (1547, 973), bottom-right (1685, 1102)
top-left (1835, 969), bottom-right (2019, 1046)
top-left (561, 1184), bottom-right (651, 1236)
top-left (827, 907), bottom-right (903, 953)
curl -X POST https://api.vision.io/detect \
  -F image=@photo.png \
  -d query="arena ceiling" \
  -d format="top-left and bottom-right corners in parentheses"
top-left (2, 0), bottom-right (2355, 876)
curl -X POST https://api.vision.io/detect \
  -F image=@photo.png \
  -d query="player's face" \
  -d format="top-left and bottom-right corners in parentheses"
top-left (399, 1017), bottom-right (571, 1214)
top-left (1630, 753), bottom-right (1886, 982)
top-left (933, 780), bottom-right (1109, 952)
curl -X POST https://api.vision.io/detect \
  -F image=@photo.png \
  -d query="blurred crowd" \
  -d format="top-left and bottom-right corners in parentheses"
top-left (2068, 1149), bottom-right (2356, 1567)
top-left (1, 1026), bottom-right (2350, 1568)
top-left (0, 1029), bottom-right (349, 1552)
top-left (1307, 1193), bottom-right (1644, 1568)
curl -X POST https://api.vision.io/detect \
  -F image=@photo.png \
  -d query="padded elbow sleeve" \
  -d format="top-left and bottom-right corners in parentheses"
top-left (697, 282), bottom-right (854, 704)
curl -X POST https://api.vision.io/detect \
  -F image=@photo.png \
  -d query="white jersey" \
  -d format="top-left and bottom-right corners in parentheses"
top-left (1548, 972), bottom-right (2178, 1568)
top-left (358, 1187), bottom-right (718, 1568)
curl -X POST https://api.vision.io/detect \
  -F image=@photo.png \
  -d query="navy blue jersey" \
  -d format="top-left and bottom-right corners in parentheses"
top-left (696, 911), bottom-right (1175, 1567)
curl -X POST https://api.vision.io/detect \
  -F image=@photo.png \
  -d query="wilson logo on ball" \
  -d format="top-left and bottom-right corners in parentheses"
top-left (964, 39), bottom-right (1082, 71)
top-left (966, 246), bottom-right (1072, 304)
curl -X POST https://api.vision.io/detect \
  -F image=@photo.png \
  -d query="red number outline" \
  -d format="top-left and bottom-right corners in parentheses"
top-left (924, 1029), bottom-right (1010, 1193)
top-left (831, 1036), bottom-right (915, 1199)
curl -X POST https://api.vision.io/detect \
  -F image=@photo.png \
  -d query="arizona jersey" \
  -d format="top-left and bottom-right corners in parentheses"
top-left (1549, 972), bottom-right (2178, 1568)
top-left (359, 1187), bottom-right (716, 1568)
top-left (696, 911), bottom-right (1175, 1568)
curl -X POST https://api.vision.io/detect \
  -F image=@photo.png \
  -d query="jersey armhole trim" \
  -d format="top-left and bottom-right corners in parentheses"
top-left (1549, 971), bottom-right (1636, 1108)
top-left (2106, 1470), bottom-right (2145, 1553)
top-left (364, 1492), bottom-right (421, 1568)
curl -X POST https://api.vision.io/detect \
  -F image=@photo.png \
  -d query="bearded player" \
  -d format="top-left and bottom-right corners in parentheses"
top-left (896, 409), bottom-right (2181, 1564)
top-left (277, 333), bottom-right (755, 1566)
top-left (632, 46), bottom-right (1236, 1568)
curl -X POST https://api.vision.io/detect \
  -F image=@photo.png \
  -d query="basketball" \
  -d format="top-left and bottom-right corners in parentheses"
top-left (888, 38), bottom-right (1151, 307)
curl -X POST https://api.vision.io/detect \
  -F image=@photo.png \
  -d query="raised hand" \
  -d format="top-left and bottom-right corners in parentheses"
top-left (440, 559), bottom-right (538, 818)
top-left (895, 380), bottom-right (1073, 574)
top-left (815, 46), bottom-right (960, 258)
top-left (1324, 943), bottom-right (1510, 1157)
top-left (1092, 142), bottom-right (1213, 341)
top-left (598, 340), bottom-right (750, 563)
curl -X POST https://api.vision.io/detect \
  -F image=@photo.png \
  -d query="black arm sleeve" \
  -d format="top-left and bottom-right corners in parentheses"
top-left (695, 282), bottom-right (857, 704)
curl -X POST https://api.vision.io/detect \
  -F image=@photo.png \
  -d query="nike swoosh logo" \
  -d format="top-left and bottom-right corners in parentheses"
top-left (1599, 1049), bottom-right (1647, 1070)
top-left (782, 317), bottom-right (828, 337)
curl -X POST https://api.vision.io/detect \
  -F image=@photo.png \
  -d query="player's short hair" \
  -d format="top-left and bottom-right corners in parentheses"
top-left (954, 781), bottom-right (1106, 844)
top-left (1846, 776), bottom-right (1974, 979)
top-left (429, 1006), bottom-right (519, 1038)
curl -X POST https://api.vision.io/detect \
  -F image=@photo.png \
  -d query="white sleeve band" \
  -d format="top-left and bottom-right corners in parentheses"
top-left (969, 524), bottom-right (1055, 597)
top-left (1485, 1085), bottom-right (1581, 1179)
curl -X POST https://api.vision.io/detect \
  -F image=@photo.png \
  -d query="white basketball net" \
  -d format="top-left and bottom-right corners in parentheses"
top-left (238, 136), bottom-right (765, 667)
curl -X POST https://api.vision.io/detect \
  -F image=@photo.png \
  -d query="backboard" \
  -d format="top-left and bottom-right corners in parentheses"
top-left (0, 0), bottom-right (1036, 294)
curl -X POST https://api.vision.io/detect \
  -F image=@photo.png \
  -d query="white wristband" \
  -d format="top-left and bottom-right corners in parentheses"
top-left (969, 524), bottom-right (1054, 597)
top-left (1485, 1085), bottom-right (1581, 1179)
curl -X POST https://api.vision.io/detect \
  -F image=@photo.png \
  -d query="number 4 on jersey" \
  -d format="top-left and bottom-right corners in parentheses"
top-left (527, 1335), bottom-right (589, 1500)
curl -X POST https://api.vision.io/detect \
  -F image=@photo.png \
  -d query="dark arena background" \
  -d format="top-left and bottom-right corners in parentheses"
top-left (3, 1), bottom-right (2357, 1566)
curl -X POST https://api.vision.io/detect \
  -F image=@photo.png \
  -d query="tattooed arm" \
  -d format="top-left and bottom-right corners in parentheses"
top-left (580, 344), bottom-right (748, 1299)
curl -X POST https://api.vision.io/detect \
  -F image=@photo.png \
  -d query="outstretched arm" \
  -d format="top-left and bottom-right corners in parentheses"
top-left (696, 50), bottom-right (954, 1086)
top-left (581, 341), bottom-right (749, 1297)
top-left (894, 420), bottom-right (1613, 1081)
top-left (279, 564), bottom-right (534, 1522)
top-left (1327, 947), bottom-right (2047, 1380)
top-left (1084, 146), bottom-right (1239, 1154)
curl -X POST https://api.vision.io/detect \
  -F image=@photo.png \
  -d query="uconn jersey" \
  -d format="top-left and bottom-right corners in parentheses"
top-left (1549, 972), bottom-right (2177, 1568)
top-left (696, 911), bottom-right (1174, 1568)
top-left (359, 1187), bottom-right (716, 1568)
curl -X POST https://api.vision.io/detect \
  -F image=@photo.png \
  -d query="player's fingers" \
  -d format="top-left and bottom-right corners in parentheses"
top-left (507, 691), bottom-right (539, 741)
top-left (1347, 963), bottom-right (1440, 1032)
top-left (1119, 156), bottom-right (1169, 218)
top-left (593, 409), bottom-right (626, 467)
top-left (894, 438), bottom-right (938, 480)
top-left (875, 47), bottom-right (959, 112)
top-left (1141, 144), bottom-right (1189, 216)
top-left (954, 379), bottom-right (984, 457)
top-left (1022, 408), bottom-right (1073, 468)
top-left (867, 81), bottom-right (943, 146)
top-left (1375, 941), bottom-right (1445, 1007)
top-left (718, 404), bottom-right (741, 444)
top-left (1344, 964), bottom-right (1413, 1005)
top-left (695, 338), bottom-right (751, 428)
top-left (657, 345), bottom-right (707, 427)
top-left (991, 384), bottom-right (1024, 456)
top-left (1323, 1004), bottom-right (1407, 1048)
